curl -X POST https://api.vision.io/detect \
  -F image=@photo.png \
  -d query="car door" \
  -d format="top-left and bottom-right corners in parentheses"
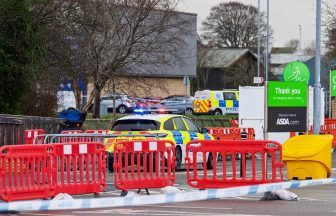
top-left (223, 92), bottom-right (238, 114)
top-left (182, 117), bottom-right (211, 141)
top-left (173, 97), bottom-right (187, 114)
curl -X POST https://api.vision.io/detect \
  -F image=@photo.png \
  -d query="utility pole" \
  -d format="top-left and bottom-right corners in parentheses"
top-left (265, 0), bottom-right (270, 81)
top-left (313, 0), bottom-right (321, 134)
top-left (257, 0), bottom-right (261, 79)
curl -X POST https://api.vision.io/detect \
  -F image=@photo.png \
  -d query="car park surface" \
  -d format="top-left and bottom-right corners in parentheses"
top-left (17, 154), bottom-right (336, 216)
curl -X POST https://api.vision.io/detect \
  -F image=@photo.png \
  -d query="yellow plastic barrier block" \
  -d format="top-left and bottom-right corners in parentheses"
top-left (282, 135), bottom-right (333, 180)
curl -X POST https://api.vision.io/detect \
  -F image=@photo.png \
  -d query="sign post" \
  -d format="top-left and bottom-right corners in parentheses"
top-left (183, 75), bottom-right (189, 96)
top-left (267, 81), bottom-right (308, 132)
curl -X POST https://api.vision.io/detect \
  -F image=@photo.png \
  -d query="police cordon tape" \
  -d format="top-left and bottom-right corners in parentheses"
top-left (1, 178), bottom-right (336, 212)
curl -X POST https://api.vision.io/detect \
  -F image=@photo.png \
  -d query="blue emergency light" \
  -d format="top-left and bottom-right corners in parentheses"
top-left (134, 108), bottom-right (144, 114)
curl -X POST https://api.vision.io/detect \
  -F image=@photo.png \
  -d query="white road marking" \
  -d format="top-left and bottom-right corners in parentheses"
top-left (231, 196), bottom-right (259, 200)
top-left (73, 209), bottom-right (224, 215)
top-left (147, 205), bottom-right (233, 210)
top-left (24, 214), bottom-right (72, 216)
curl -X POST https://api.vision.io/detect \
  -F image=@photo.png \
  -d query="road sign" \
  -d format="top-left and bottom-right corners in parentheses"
top-left (330, 70), bottom-right (336, 97)
top-left (267, 81), bottom-right (307, 132)
top-left (253, 77), bottom-right (264, 84)
top-left (283, 62), bottom-right (310, 82)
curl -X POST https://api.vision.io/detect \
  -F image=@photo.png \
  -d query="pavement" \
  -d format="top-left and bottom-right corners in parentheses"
top-left (5, 153), bottom-right (336, 216)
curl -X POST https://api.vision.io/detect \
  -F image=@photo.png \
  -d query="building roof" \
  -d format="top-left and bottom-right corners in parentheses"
top-left (271, 47), bottom-right (296, 54)
top-left (203, 48), bottom-right (257, 68)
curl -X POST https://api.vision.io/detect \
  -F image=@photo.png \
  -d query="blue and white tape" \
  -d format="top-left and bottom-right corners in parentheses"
top-left (2, 178), bottom-right (336, 212)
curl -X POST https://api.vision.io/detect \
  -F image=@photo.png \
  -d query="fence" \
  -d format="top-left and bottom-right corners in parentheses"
top-left (114, 140), bottom-right (175, 193)
top-left (53, 143), bottom-right (106, 196)
top-left (185, 140), bottom-right (284, 189)
top-left (0, 144), bottom-right (55, 202)
top-left (0, 114), bottom-right (62, 147)
top-left (0, 142), bottom-right (106, 202)
top-left (207, 127), bottom-right (255, 141)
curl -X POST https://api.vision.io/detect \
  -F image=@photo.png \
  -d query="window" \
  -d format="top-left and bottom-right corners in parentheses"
top-left (183, 118), bottom-right (199, 132)
top-left (164, 118), bottom-right (175, 130)
top-left (173, 117), bottom-right (187, 131)
top-left (223, 92), bottom-right (236, 100)
top-left (111, 120), bottom-right (160, 131)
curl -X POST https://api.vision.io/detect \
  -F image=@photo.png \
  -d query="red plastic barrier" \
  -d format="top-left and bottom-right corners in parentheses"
top-left (0, 144), bottom-right (55, 202)
top-left (185, 140), bottom-right (284, 189)
top-left (53, 142), bottom-right (106, 195)
top-left (24, 129), bottom-right (45, 144)
top-left (230, 119), bottom-right (239, 127)
top-left (114, 140), bottom-right (175, 191)
top-left (207, 127), bottom-right (255, 141)
top-left (325, 118), bottom-right (336, 125)
top-left (218, 128), bottom-right (240, 140)
top-left (0, 142), bottom-right (106, 202)
top-left (239, 128), bottom-right (255, 140)
top-left (85, 130), bottom-right (110, 134)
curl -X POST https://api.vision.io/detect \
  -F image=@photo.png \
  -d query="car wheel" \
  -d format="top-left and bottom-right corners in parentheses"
top-left (214, 109), bottom-right (222, 115)
top-left (206, 152), bottom-right (214, 170)
top-left (107, 153), bottom-right (114, 173)
top-left (175, 147), bottom-right (182, 171)
top-left (185, 108), bottom-right (194, 115)
top-left (118, 105), bottom-right (127, 114)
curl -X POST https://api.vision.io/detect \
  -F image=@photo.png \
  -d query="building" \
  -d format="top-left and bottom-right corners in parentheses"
top-left (192, 48), bottom-right (260, 92)
top-left (87, 11), bottom-right (197, 98)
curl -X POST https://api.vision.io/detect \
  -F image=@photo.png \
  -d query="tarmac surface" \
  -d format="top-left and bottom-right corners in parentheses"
top-left (6, 153), bottom-right (336, 216)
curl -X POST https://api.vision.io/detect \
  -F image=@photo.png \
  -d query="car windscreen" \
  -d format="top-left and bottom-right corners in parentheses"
top-left (111, 119), bottom-right (160, 131)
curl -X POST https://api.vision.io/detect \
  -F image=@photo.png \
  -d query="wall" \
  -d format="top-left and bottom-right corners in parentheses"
top-left (87, 76), bottom-right (190, 98)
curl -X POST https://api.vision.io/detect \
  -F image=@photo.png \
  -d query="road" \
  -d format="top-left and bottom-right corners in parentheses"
top-left (6, 153), bottom-right (336, 216)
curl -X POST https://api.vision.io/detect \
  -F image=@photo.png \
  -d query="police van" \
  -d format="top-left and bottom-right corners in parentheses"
top-left (193, 90), bottom-right (239, 115)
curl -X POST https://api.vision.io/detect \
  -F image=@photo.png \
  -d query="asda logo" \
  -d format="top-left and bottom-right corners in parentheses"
top-left (276, 118), bottom-right (289, 125)
top-left (276, 118), bottom-right (300, 126)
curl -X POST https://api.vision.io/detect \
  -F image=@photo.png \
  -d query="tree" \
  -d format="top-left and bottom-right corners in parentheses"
top-left (0, 0), bottom-right (45, 114)
top-left (201, 2), bottom-right (269, 48)
top-left (38, 0), bottom-right (190, 118)
top-left (191, 41), bottom-right (221, 94)
top-left (324, 2), bottom-right (336, 60)
top-left (285, 39), bottom-right (299, 49)
top-left (304, 40), bottom-right (316, 56)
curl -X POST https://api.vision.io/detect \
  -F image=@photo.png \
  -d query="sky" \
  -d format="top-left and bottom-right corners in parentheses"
top-left (178, 0), bottom-right (335, 48)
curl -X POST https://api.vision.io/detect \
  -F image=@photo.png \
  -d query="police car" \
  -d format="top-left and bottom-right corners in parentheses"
top-left (193, 90), bottom-right (239, 115)
top-left (105, 114), bottom-right (214, 172)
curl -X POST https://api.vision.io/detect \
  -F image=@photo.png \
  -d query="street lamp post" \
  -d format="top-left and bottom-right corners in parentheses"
top-left (265, 0), bottom-right (269, 81)
top-left (257, 0), bottom-right (261, 79)
top-left (313, 0), bottom-right (322, 134)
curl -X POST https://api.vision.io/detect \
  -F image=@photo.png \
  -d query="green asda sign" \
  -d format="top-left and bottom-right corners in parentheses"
top-left (331, 70), bottom-right (336, 97)
top-left (268, 81), bottom-right (307, 107)
top-left (267, 81), bottom-right (308, 132)
top-left (283, 62), bottom-right (310, 83)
